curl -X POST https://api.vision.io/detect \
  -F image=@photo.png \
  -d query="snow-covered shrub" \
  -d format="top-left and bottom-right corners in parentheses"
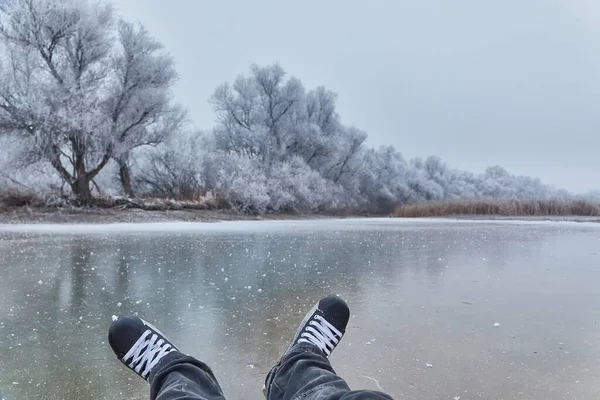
top-left (134, 131), bottom-right (208, 200)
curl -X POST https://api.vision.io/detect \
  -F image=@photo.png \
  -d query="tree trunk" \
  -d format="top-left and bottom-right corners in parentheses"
top-left (69, 139), bottom-right (94, 203)
top-left (119, 162), bottom-right (135, 198)
top-left (71, 174), bottom-right (93, 203)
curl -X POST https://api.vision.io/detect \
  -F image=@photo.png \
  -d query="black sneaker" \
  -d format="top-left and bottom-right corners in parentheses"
top-left (108, 315), bottom-right (179, 381)
top-left (263, 295), bottom-right (350, 397)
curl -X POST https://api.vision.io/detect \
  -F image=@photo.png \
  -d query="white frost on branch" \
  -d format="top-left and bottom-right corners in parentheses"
top-left (0, 0), bottom-right (184, 201)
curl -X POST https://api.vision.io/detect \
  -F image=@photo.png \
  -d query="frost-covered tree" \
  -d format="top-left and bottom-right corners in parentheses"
top-left (585, 190), bottom-right (600, 202)
top-left (0, 0), bottom-right (184, 201)
top-left (305, 86), bottom-right (339, 136)
top-left (212, 64), bottom-right (368, 195)
top-left (211, 63), bottom-right (304, 165)
top-left (135, 129), bottom-right (208, 199)
top-left (287, 86), bottom-right (340, 169)
top-left (323, 126), bottom-right (366, 185)
top-left (0, 41), bottom-right (575, 212)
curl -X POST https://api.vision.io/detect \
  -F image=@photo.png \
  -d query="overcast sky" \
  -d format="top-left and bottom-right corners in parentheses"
top-left (117, 0), bottom-right (600, 193)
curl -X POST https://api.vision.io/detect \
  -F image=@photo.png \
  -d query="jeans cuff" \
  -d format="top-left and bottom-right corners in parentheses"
top-left (266, 342), bottom-right (326, 393)
top-left (287, 342), bottom-right (325, 357)
top-left (149, 351), bottom-right (186, 384)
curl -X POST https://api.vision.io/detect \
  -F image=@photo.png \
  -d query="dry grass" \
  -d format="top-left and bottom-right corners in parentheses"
top-left (0, 188), bottom-right (43, 207)
top-left (88, 196), bottom-right (217, 211)
top-left (392, 199), bottom-right (600, 218)
top-left (0, 190), bottom-right (219, 212)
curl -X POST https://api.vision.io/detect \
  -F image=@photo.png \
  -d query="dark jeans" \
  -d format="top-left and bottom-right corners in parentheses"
top-left (149, 343), bottom-right (393, 400)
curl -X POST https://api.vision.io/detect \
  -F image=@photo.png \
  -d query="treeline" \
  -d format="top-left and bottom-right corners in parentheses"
top-left (0, 0), bottom-right (596, 215)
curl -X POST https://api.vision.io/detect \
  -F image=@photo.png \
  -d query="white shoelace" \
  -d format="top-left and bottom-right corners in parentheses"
top-left (297, 314), bottom-right (343, 356)
top-left (122, 329), bottom-right (175, 379)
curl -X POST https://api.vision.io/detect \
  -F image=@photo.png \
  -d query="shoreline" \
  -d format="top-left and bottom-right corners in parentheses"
top-left (0, 206), bottom-right (598, 225)
top-left (0, 206), bottom-right (349, 224)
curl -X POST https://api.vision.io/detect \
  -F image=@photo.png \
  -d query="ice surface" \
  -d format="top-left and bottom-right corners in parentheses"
top-left (0, 219), bottom-right (598, 399)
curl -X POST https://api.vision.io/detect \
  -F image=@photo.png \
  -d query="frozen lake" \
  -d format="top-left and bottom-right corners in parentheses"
top-left (0, 218), bottom-right (599, 399)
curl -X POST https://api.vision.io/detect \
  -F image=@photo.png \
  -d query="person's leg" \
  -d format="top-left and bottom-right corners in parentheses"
top-left (264, 295), bottom-right (393, 400)
top-left (108, 315), bottom-right (226, 400)
top-left (149, 351), bottom-right (225, 400)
